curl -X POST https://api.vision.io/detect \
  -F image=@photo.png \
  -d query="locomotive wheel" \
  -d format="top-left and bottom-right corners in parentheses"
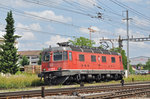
top-left (96, 74), bottom-right (101, 82)
top-left (115, 74), bottom-right (118, 80)
top-left (65, 79), bottom-right (71, 85)
top-left (76, 74), bottom-right (81, 83)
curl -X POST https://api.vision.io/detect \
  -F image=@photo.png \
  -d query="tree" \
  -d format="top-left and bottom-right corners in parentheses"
top-left (69, 37), bottom-right (95, 47)
top-left (144, 59), bottom-right (150, 70)
top-left (0, 11), bottom-right (20, 74)
top-left (20, 56), bottom-right (29, 66)
top-left (137, 63), bottom-right (144, 70)
top-left (38, 53), bottom-right (42, 65)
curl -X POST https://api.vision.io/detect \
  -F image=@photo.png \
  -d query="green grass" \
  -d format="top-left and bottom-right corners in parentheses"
top-left (124, 74), bottom-right (150, 82)
top-left (0, 73), bottom-right (43, 89)
top-left (0, 74), bottom-right (150, 90)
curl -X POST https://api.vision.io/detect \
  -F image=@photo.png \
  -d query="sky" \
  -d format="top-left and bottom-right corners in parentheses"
top-left (0, 0), bottom-right (150, 58)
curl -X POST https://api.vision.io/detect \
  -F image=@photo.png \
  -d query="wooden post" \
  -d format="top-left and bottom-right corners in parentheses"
top-left (41, 86), bottom-right (45, 98)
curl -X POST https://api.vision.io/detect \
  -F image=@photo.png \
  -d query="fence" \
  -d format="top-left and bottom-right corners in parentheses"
top-left (24, 65), bottom-right (41, 74)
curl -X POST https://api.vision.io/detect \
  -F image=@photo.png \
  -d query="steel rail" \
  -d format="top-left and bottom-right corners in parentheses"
top-left (0, 81), bottom-right (150, 99)
top-left (83, 86), bottom-right (150, 99)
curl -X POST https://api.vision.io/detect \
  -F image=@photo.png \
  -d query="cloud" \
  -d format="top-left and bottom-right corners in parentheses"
top-left (115, 28), bottom-right (145, 38)
top-left (64, 0), bottom-right (97, 8)
top-left (18, 42), bottom-right (45, 50)
top-left (2, 0), bottom-right (36, 8)
top-left (20, 32), bottom-right (36, 40)
top-left (17, 23), bottom-right (42, 31)
top-left (25, 10), bottom-right (72, 23)
top-left (77, 0), bottom-right (97, 8)
top-left (146, 1), bottom-right (150, 4)
top-left (45, 35), bottom-right (71, 47)
top-left (79, 27), bottom-right (89, 34)
top-left (0, 31), bottom-right (5, 37)
top-left (121, 0), bottom-right (142, 3)
top-left (79, 26), bottom-right (100, 34)
top-left (16, 23), bottom-right (42, 40)
top-left (130, 42), bottom-right (150, 49)
top-left (115, 28), bottom-right (127, 37)
top-left (14, 0), bottom-right (31, 7)
top-left (132, 16), bottom-right (150, 27)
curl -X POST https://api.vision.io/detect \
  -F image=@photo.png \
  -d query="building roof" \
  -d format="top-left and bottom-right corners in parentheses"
top-left (18, 50), bottom-right (41, 56)
top-left (130, 56), bottom-right (150, 65)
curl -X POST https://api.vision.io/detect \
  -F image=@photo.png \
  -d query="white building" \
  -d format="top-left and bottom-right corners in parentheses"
top-left (18, 50), bottom-right (41, 65)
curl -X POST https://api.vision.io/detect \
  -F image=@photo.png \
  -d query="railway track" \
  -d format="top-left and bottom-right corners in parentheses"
top-left (0, 81), bottom-right (150, 99)
top-left (82, 86), bottom-right (150, 99)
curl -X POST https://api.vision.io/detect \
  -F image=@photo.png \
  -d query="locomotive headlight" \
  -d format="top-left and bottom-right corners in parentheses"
top-left (43, 69), bottom-right (46, 71)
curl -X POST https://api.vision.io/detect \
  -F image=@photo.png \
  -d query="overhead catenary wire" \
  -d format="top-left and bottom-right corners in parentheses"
top-left (0, 23), bottom-right (79, 38)
top-left (62, 0), bottom-right (97, 15)
top-left (23, 0), bottom-right (95, 18)
top-left (109, 0), bottom-right (150, 22)
top-left (22, 0), bottom-right (130, 36)
top-left (1, 0), bottom-right (149, 39)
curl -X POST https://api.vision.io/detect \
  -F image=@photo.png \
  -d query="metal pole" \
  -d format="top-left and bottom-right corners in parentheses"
top-left (126, 10), bottom-right (129, 77)
top-left (90, 30), bottom-right (91, 41)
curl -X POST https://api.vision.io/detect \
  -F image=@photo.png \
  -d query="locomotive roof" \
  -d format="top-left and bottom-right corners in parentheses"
top-left (43, 45), bottom-right (119, 55)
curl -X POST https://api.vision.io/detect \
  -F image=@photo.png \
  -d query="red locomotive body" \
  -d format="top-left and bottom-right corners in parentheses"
top-left (40, 43), bottom-right (124, 85)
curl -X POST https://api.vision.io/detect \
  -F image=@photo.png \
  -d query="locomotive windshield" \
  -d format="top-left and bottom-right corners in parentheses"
top-left (42, 52), bottom-right (50, 61)
top-left (53, 51), bottom-right (68, 61)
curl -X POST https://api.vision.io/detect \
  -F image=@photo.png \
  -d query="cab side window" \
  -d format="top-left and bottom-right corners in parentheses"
top-left (111, 57), bottom-right (115, 63)
top-left (91, 55), bottom-right (96, 62)
top-left (79, 54), bottom-right (84, 61)
top-left (43, 53), bottom-right (50, 61)
top-left (69, 52), bottom-right (72, 60)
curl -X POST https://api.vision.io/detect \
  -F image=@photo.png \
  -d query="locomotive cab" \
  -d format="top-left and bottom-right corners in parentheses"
top-left (42, 50), bottom-right (71, 72)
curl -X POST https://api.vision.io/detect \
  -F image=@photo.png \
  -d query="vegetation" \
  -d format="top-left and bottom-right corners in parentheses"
top-left (38, 53), bottom-right (42, 65)
top-left (19, 56), bottom-right (29, 66)
top-left (0, 11), bottom-right (20, 74)
top-left (69, 37), bottom-right (95, 47)
top-left (124, 74), bottom-right (150, 82)
top-left (144, 59), bottom-right (150, 70)
top-left (0, 73), bottom-right (43, 89)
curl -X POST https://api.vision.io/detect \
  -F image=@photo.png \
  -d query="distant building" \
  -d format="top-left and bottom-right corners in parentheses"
top-left (18, 50), bottom-right (41, 65)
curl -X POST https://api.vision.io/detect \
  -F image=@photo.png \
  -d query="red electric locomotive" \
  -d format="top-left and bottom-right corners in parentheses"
top-left (40, 42), bottom-right (124, 85)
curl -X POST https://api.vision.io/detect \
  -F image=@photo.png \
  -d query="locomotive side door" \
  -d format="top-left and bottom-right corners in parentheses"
top-left (68, 51), bottom-right (78, 69)
top-left (68, 51), bottom-right (75, 69)
top-left (101, 55), bottom-right (107, 70)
